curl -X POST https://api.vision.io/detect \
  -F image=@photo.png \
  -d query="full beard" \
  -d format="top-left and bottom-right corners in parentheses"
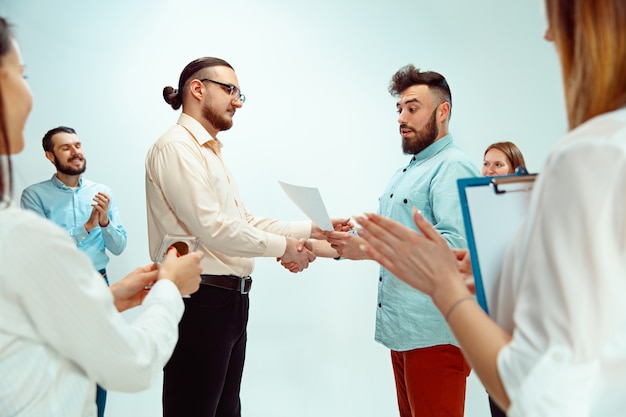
top-left (202, 102), bottom-right (233, 132)
top-left (402, 108), bottom-right (438, 155)
top-left (55, 156), bottom-right (86, 176)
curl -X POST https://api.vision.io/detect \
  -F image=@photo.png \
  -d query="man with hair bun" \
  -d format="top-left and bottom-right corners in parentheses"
top-left (146, 57), bottom-right (349, 417)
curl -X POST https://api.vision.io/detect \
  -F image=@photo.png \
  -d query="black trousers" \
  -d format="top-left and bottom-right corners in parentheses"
top-left (489, 395), bottom-right (507, 417)
top-left (163, 284), bottom-right (249, 417)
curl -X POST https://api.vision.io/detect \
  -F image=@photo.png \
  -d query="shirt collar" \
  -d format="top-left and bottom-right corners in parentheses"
top-left (51, 173), bottom-right (83, 190)
top-left (177, 112), bottom-right (224, 149)
top-left (411, 134), bottom-right (453, 162)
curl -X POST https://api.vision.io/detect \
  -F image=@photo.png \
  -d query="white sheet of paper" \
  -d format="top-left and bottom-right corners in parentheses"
top-left (278, 181), bottom-right (333, 231)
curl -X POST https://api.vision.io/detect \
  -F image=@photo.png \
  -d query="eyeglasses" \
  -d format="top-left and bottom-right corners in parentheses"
top-left (200, 79), bottom-right (246, 104)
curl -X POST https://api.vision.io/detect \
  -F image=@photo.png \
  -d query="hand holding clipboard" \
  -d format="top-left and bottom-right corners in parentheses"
top-left (457, 169), bottom-right (537, 315)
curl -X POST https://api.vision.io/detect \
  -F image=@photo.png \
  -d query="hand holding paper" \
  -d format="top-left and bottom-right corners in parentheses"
top-left (326, 230), bottom-right (369, 260)
top-left (277, 180), bottom-right (355, 272)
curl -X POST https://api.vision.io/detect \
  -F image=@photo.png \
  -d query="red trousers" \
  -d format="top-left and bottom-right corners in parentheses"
top-left (391, 344), bottom-right (471, 417)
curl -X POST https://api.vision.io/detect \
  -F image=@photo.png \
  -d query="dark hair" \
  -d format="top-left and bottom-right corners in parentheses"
top-left (484, 141), bottom-right (527, 173)
top-left (163, 57), bottom-right (234, 110)
top-left (42, 126), bottom-right (77, 152)
top-left (545, 0), bottom-right (626, 129)
top-left (0, 17), bottom-right (14, 206)
top-left (389, 64), bottom-right (452, 118)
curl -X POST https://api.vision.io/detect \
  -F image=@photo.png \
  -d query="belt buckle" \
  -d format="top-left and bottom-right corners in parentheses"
top-left (240, 276), bottom-right (251, 295)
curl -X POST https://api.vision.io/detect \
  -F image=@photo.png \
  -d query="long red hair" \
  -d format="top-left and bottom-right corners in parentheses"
top-left (545, 0), bottom-right (626, 129)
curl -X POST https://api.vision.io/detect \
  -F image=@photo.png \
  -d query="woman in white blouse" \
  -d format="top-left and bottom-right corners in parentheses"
top-left (355, 1), bottom-right (626, 416)
top-left (0, 17), bottom-right (203, 416)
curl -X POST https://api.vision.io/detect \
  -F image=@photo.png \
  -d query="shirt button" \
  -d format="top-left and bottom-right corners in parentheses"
top-left (379, 276), bottom-right (382, 282)
top-left (389, 194), bottom-right (393, 198)
top-left (402, 168), bottom-right (407, 172)
top-left (403, 199), bottom-right (408, 204)
top-left (378, 303), bottom-right (382, 308)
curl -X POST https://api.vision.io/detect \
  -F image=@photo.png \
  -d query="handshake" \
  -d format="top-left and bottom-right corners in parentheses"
top-left (278, 217), bottom-right (365, 273)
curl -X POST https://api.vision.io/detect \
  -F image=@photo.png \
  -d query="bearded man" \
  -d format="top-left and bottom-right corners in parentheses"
top-left (20, 125), bottom-right (127, 417)
top-left (145, 57), bottom-right (342, 417)
top-left (325, 65), bottom-right (480, 417)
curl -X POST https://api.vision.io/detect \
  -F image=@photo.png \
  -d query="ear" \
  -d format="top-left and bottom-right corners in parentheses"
top-left (45, 151), bottom-right (55, 165)
top-left (189, 79), bottom-right (205, 102)
top-left (438, 101), bottom-right (451, 123)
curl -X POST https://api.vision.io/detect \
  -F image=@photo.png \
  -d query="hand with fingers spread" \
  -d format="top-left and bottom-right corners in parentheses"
top-left (355, 208), bottom-right (470, 304)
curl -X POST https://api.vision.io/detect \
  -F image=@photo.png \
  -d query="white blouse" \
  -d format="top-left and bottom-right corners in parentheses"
top-left (493, 108), bottom-right (626, 416)
top-left (0, 207), bottom-right (184, 417)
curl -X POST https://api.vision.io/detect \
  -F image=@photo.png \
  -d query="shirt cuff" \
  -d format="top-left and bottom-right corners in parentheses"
top-left (143, 279), bottom-right (185, 320)
top-left (72, 225), bottom-right (89, 243)
top-left (292, 220), bottom-right (314, 239)
top-left (499, 343), bottom-right (598, 417)
top-left (262, 233), bottom-right (288, 258)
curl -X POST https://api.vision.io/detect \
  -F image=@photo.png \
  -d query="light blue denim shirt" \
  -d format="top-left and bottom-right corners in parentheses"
top-left (20, 174), bottom-right (127, 271)
top-left (375, 134), bottom-right (480, 351)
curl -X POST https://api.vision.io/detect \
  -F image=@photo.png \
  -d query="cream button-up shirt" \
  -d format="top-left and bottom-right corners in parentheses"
top-left (145, 113), bottom-right (311, 277)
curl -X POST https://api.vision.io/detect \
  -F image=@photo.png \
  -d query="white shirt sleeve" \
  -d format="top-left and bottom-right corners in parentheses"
top-left (496, 119), bottom-right (626, 415)
top-left (3, 209), bottom-right (183, 392)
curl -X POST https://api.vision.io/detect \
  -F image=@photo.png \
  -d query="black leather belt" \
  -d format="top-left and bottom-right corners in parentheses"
top-left (200, 274), bottom-right (252, 294)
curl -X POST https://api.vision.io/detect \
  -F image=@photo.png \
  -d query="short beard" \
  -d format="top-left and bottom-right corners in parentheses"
top-left (202, 101), bottom-right (233, 132)
top-left (54, 155), bottom-right (86, 176)
top-left (402, 108), bottom-right (438, 155)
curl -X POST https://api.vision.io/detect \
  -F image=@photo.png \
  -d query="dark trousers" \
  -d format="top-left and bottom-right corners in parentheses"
top-left (95, 387), bottom-right (106, 417)
top-left (489, 395), bottom-right (507, 417)
top-left (97, 268), bottom-right (108, 417)
top-left (163, 284), bottom-right (249, 417)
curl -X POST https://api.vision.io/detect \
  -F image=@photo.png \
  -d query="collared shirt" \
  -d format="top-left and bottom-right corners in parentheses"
top-left (20, 175), bottom-right (127, 271)
top-left (0, 206), bottom-right (183, 417)
top-left (145, 113), bottom-right (311, 277)
top-left (494, 108), bottom-right (626, 416)
top-left (376, 134), bottom-right (480, 351)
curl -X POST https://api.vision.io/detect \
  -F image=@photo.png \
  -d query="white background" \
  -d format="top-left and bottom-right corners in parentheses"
top-left (2, 1), bottom-right (565, 416)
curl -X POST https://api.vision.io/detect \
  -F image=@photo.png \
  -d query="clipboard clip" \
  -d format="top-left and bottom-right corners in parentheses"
top-left (492, 166), bottom-right (537, 194)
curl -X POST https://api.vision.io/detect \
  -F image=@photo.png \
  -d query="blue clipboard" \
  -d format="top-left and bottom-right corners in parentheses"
top-left (457, 169), bottom-right (537, 315)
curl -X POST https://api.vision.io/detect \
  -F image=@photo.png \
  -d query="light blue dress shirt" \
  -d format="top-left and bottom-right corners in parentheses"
top-left (375, 134), bottom-right (480, 351)
top-left (20, 174), bottom-right (127, 271)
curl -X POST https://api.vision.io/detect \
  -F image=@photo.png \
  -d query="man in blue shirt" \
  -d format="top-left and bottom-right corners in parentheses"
top-left (20, 125), bottom-right (127, 417)
top-left (326, 65), bottom-right (480, 417)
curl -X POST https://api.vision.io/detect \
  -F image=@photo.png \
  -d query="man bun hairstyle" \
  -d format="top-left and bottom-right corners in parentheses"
top-left (163, 57), bottom-right (234, 110)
